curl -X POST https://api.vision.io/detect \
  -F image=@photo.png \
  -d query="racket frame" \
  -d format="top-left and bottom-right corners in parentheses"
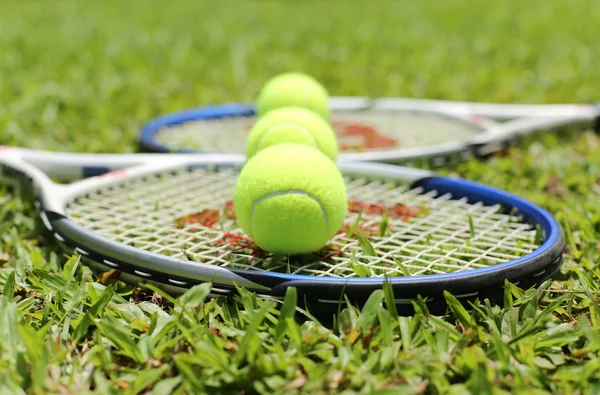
top-left (138, 97), bottom-right (600, 164)
top-left (0, 147), bottom-right (564, 312)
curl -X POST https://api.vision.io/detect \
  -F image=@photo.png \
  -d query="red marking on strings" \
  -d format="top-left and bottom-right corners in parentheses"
top-left (176, 200), bottom-right (420, 231)
top-left (176, 209), bottom-right (221, 229)
top-left (333, 121), bottom-right (399, 151)
top-left (224, 201), bottom-right (236, 220)
top-left (347, 200), bottom-right (422, 220)
top-left (241, 119), bottom-right (399, 151)
top-left (216, 233), bottom-right (268, 256)
top-left (314, 246), bottom-right (344, 260)
top-left (175, 200), bottom-right (422, 258)
top-left (176, 201), bottom-right (237, 229)
top-left (360, 223), bottom-right (381, 235)
top-left (338, 222), bottom-right (380, 237)
top-left (216, 232), bottom-right (251, 247)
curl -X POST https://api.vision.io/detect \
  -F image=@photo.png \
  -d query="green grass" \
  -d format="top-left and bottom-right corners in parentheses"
top-left (2, 0), bottom-right (600, 393)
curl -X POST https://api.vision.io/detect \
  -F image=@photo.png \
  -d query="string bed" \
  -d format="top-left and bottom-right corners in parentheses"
top-left (65, 167), bottom-right (539, 278)
top-left (152, 110), bottom-right (484, 153)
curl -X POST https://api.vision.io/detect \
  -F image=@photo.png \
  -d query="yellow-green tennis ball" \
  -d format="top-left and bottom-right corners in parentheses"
top-left (234, 143), bottom-right (347, 254)
top-left (256, 72), bottom-right (330, 119)
top-left (246, 107), bottom-right (338, 161)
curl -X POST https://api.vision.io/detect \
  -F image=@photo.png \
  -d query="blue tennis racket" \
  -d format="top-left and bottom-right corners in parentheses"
top-left (1, 146), bottom-right (564, 314)
top-left (138, 96), bottom-right (599, 166)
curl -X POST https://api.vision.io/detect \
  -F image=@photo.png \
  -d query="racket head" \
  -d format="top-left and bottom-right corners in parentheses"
top-left (138, 97), bottom-right (501, 166)
top-left (0, 148), bottom-right (564, 314)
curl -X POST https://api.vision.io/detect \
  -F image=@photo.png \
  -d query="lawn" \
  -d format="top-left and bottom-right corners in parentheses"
top-left (1, 0), bottom-right (600, 393)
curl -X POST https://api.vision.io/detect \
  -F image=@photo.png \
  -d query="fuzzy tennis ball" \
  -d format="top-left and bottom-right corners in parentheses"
top-left (246, 107), bottom-right (338, 161)
top-left (256, 72), bottom-right (330, 119)
top-left (234, 143), bottom-right (347, 254)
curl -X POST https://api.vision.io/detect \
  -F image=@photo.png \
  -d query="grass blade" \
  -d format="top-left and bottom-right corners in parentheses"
top-left (3, 271), bottom-right (15, 301)
top-left (444, 291), bottom-right (474, 329)
top-left (178, 283), bottom-right (212, 309)
top-left (382, 277), bottom-right (399, 320)
top-left (234, 300), bottom-right (275, 365)
top-left (356, 290), bottom-right (383, 333)
top-left (357, 230), bottom-right (376, 256)
top-left (274, 287), bottom-right (297, 341)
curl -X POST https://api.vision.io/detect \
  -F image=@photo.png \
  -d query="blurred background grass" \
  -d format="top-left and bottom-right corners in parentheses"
top-left (1, 0), bottom-right (598, 152)
top-left (2, 0), bottom-right (600, 393)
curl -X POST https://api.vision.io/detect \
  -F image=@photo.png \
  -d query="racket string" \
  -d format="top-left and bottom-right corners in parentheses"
top-left (65, 167), bottom-right (539, 278)
top-left (317, 193), bottom-right (533, 277)
top-left (153, 110), bottom-right (485, 153)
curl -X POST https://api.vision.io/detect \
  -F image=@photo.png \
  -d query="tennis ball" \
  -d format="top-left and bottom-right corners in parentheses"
top-left (256, 72), bottom-right (330, 119)
top-left (234, 143), bottom-right (347, 254)
top-left (246, 107), bottom-right (338, 161)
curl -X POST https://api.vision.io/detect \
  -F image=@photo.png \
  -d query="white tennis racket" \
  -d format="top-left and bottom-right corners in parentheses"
top-left (0, 146), bottom-right (564, 315)
top-left (138, 97), bottom-right (599, 166)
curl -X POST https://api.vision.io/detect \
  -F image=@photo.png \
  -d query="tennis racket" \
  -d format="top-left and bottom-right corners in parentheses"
top-left (0, 146), bottom-right (564, 315)
top-left (138, 97), bottom-right (599, 166)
